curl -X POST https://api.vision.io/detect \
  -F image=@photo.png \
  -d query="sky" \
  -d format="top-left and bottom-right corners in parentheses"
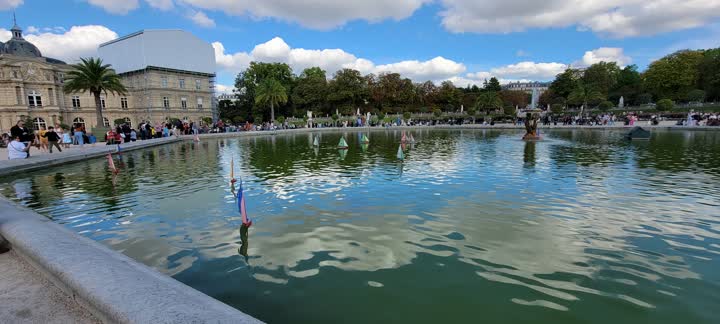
top-left (1, 0), bottom-right (719, 93)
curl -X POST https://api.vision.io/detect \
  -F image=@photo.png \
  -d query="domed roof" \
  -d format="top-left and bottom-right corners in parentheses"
top-left (4, 19), bottom-right (42, 58)
top-left (5, 38), bottom-right (42, 58)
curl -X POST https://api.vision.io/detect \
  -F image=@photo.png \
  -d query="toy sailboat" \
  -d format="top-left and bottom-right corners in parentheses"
top-left (397, 145), bottom-right (405, 160)
top-left (107, 153), bottom-right (118, 174)
top-left (361, 134), bottom-right (370, 144)
top-left (338, 137), bottom-right (349, 149)
top-left (313, 136), bottom-right (319, 147)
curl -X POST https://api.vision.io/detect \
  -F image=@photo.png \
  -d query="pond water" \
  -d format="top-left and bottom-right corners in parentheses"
top-left (2, 129), bottom-right (720, 323)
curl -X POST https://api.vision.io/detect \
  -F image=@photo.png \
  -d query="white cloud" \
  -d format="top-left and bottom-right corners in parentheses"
top-left (575, 47), bottom-right (631, 67)
top-left (178, 0), bottom-right (428, 29)
top-left (439, 0), bottom-right (720, 38)
top-left (187, 10), bottom-right (216, 27)
top-left (375, 56), bottom-right (466, 81)
top-left (145, 0), bottom-right (174, 10)
top-left (0, 25), bottom-right (118, 62)
top-left (0, 0), bottom-right (22, 10)
top-left (490, 61), bottom-right (567, 79)
top-left (215, 83), bottom-right (233, 94)
top-left (516, 50), bottom-right (530, 57)
top-left (85, 0), bottom-right (139, 14)
top-left (214, 37), bottom-right (466, 83)
top-left (26, 25), bottom-right (39, 33)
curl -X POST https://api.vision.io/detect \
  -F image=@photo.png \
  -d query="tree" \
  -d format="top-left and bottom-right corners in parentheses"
top-left (637, 93), bottom-right (653, 105)
top-left (568, 82), bottom-right (604, 108)
top-left (698, 48), bottom-right (720, 101)
top-left (499, 90), bottom-right (529, 109)
top-left (643, 50), bottom-right (704, 101)
top-left (437, 80), bottom-right (461, 110)
top-left (255, 78), bottom-right (288, 123)
top-left (328, 68), bottom-right (367, 112)
top-left (686, 89), bottom-right (706, 102)
top-left (550, 104), bottom-right (564, 114)
top-left (485, 77), bottom-right (502, 92)
top-left (64, 57), bottom-right (127, 128)
top-left (474, 91), bottom-right (503, 113)
top-left (549, 69), bottom-right (580, 100)
top-left (656, 99), bottom-right (674, 111)
top-left (292, 67), bottom-right (328, 115)
top-left (610, 64), bottom-right (642, 104)
top-left (598, 101), bottom-right (613, 111)
top-left (583, 61), bottom-right (620, 98)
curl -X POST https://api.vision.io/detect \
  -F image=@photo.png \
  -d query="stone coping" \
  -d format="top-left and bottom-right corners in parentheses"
top-left (0, 137), bottom-right (182, 177)
top-left (0, 196), bottom-right (262, 324)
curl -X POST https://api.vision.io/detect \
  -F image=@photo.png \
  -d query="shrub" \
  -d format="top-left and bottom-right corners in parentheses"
top-left (113, 118), bottom-right (126, 126)
top-left (403, 112), bottom-right (411, 120)
top-left (550, 104), bottom-right (564, 114)
top-left (598, 101), bottom-right (614, 111)
top-left (432, 108), bottom-right (442, 118)
top-left (686, 89), bottom-right (706, 103)
top-left (276, 116), bottom-right (285, 124)
top-left (656, 99), bottom-right (674, 111)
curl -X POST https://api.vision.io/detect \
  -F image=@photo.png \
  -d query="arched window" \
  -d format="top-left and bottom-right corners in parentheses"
top-left (27, 90), bottom-right (42, 107)
top-left (33, 117), bottom-right (47, 130)
top-left (124, 117), bottom-right (132, 128)
top-left (73, 117), bottom-right (85, 129)
top-left (103, 117), bottom-right (110, 127)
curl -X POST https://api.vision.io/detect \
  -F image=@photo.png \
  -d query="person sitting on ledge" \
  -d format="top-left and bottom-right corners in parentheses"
top-left (7, 135), bottom-right (30, 160)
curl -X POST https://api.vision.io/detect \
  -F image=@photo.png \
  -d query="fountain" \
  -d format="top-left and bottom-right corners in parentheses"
top-left (522, 111), bottom-right (542, 140)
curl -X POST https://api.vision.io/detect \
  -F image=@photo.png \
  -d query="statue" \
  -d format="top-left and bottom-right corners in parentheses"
top-left (619, 96), bottom-right (624, 109)
top-left (522, 112), bottom-right (541, 140)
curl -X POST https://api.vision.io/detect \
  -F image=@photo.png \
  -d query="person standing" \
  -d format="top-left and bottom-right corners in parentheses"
top-left (7, 135), bottom-right (30, 159)
top-left (10, 120), bottom-right (32, 156)
top-left (73, 123), bottom-right (84, 146)
top-left (42, 126), bottom-right (62, 153)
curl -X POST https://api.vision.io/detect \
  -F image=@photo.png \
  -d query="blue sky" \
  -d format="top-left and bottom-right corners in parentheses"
top-left (2, 0), bottom-right (719, 92)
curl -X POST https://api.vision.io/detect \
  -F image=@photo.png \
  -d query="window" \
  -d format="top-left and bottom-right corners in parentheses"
top-left (181, 97), bottom-right (187, 109)
top-left (15, 86), bottom-right (22, 105)
top-left (72, 96), bottom-right (81, 108)
top-left (195, 79), bottom-right (201, 90)
top-left (27, 90), bottom-right (42, 107)
top-left (100, 96), bottom-right (106, 109)
top-left (103, 117), bottom-right (110, 127)
top-left (197, 97), bottom-right (203, 109)
top-left (161, 76), bottom-right (168, 88)
top-left (163, 96), bottom-right (170, 109)
top-left (33, 117), bottom-right (47, 130)
top-left (121, 97), bottom-right (128, 109)
top-left (73, 117), bottom-right (85, 128)
top-left (124, 117), bottom-right (132, 128)
top-left (179, 78), bottom-right (185, 89)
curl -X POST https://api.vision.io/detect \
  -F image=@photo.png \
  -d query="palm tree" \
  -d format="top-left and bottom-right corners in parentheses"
top-left (255, 78), bottom-right (288, 123)
top-left (64, 57), bottom-right (128, 128)
top-left (568, 83), bottom-right (604, 112)
top-left (474, 91), bottom-right (503, 114)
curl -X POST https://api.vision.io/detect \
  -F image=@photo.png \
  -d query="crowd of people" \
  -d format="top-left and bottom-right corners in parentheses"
top-left (2, 120), bottom-right (98, 159)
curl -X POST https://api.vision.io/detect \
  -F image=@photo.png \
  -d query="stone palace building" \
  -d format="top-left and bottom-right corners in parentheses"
top-left (0, 20), bottom-right (216, 134)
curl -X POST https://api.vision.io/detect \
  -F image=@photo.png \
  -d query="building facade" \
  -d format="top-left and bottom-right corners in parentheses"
top-left (0, 22), bottom-right (216, 134)
top-left (501, 81), bottom-right (550, 95)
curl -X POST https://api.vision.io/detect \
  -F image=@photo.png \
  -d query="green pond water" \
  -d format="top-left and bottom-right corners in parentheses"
top-left (2, 129), bottom-right (720, 323)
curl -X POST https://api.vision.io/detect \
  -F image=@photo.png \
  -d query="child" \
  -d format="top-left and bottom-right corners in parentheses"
top-left (41, 126), bottom-right (62, 153)
top-left (130, 129), bottom-right (137, 142)
top-left (62, 129), bottom-right (72, 148)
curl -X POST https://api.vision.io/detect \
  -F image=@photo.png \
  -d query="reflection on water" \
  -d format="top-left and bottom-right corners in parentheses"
top-left (1, 129), bottom-right (720, 323)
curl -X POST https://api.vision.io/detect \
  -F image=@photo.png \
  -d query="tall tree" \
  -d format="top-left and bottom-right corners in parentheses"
top-left (474, 91), bottom-right (503, 113)
top-left (583, 61), bottom-right (620, 98)
top-left (643, 50), bottom-right (704, 101)
top-left (485, 77), bottom-right (502, 92)
top-left (609, 64), bottom-right (642, 104)
top-left (255, 78), bottom-right (288, 123)
top-left (499, 90), bottom-right (530, 109)
top-left (63, 57), bottom-right (128, 128)
top-left (437, 80), bottom-right (461, 110)
top-left (549, 69), bottom-right (580, 100)
top-left (327, 68), bottom-right (367, 113)
top-left (291, 67), bottom-right (328, 115)
top-left (568, 82), bottom-right (604, 108)
top-left (698, 48), bottom-right (720, 101)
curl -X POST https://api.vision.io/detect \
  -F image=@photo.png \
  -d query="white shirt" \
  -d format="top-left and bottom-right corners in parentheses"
top-left (8, 140), bottom-right (27, 159)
